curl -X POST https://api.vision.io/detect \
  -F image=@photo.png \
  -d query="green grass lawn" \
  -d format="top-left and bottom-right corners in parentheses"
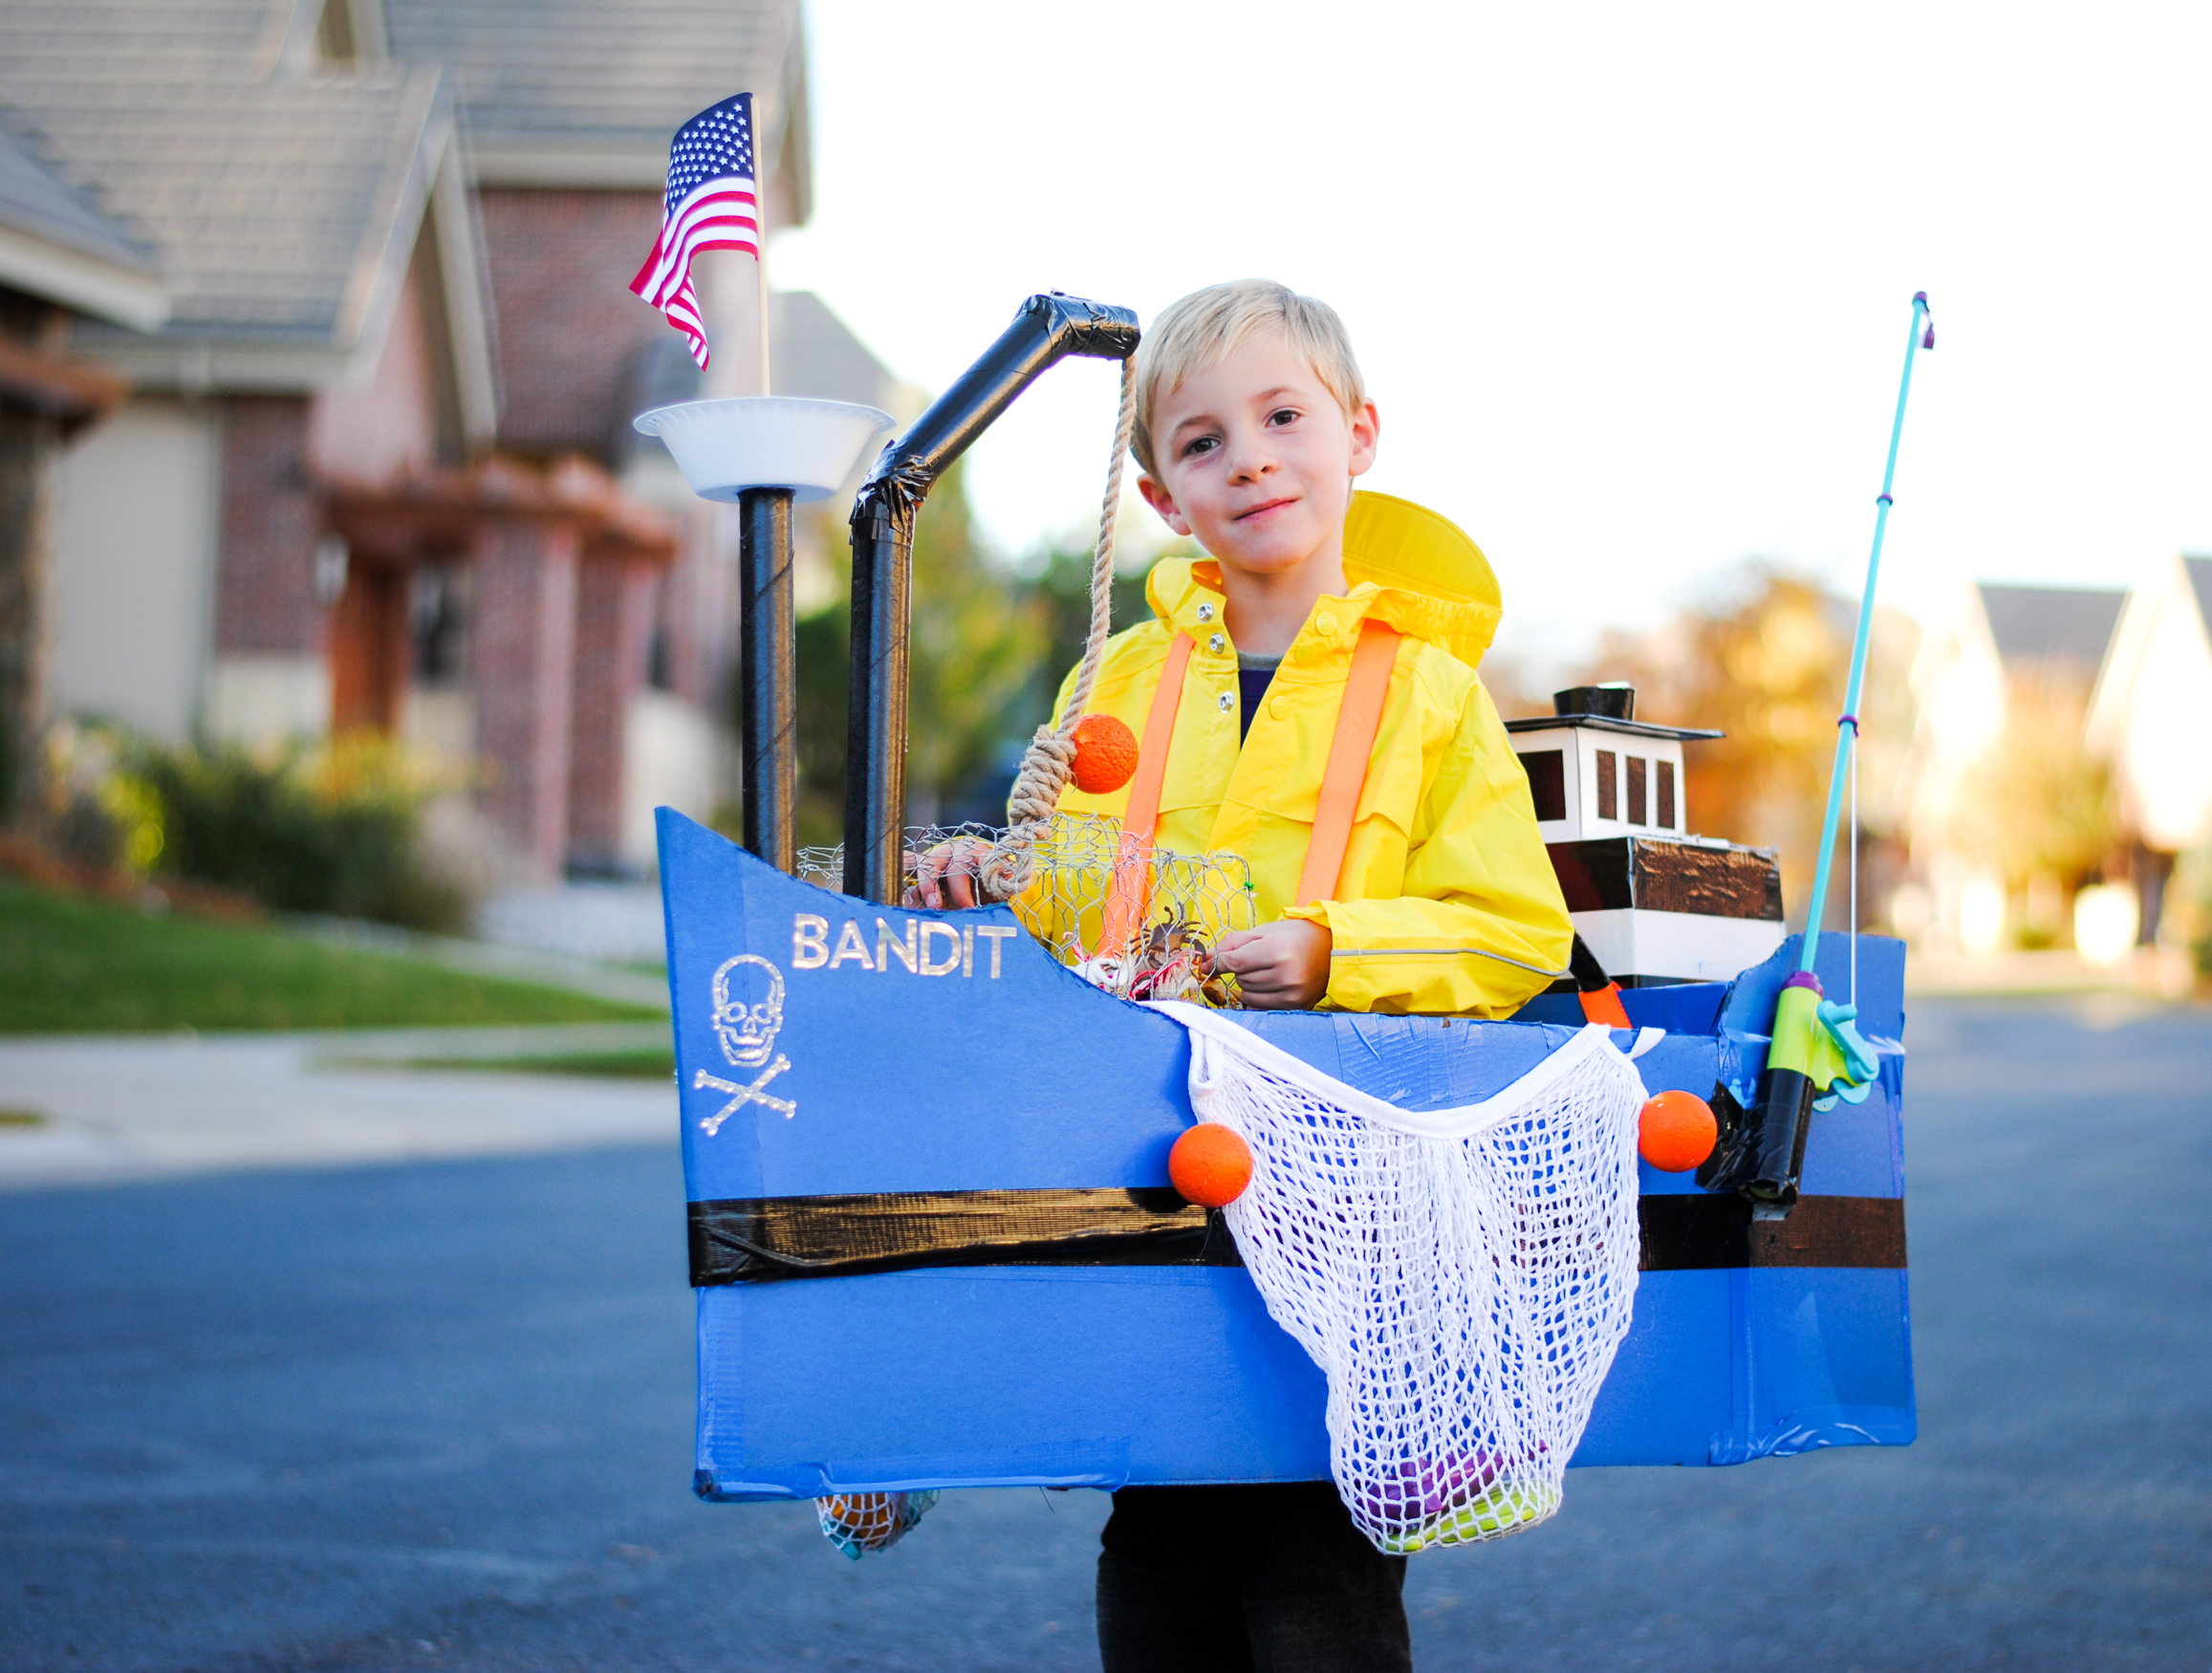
top-left (397, 1048), bottom-right (677, 1079)
top-left (0, 879), bottom-right (663, 1033)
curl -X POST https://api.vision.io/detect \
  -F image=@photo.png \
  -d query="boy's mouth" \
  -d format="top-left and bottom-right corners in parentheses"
top-left (1233, 496), bottom-right (1299, 523)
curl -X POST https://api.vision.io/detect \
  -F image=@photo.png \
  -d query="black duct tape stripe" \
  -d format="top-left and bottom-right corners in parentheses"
top-left (1637, 1192), bottom-right (1906, 1271)
top-left (688, 1188), bottom-right (1241, 1285)
top-left (688, 1190), bottom-right (1904, 1287)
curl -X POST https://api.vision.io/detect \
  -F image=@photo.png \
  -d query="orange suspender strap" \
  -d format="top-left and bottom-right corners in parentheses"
top-left (1292, 619), bottom-right (1401, 907)
top-left (1095, 631), bottom-right (1195, 953)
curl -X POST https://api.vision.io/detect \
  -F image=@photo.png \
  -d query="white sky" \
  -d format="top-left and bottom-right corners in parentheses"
top-left (768, 0), bottom-right (2212, 671)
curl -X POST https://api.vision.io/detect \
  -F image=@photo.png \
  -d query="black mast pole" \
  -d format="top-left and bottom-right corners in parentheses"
top-left (841, 293), bottom-right (1139, 902)
top-left (737, 485), bottom-right (797, 871)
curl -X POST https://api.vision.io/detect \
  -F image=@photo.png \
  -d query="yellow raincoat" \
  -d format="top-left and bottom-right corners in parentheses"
top-left (1040, 489), bottom-right (1572, 1017)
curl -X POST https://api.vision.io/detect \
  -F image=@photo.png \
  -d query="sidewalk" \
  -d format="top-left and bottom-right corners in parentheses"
top-left (0, 1024), bottom-right (676, 1191)
top-left (1906, 945), bottom-right (2201, 1000)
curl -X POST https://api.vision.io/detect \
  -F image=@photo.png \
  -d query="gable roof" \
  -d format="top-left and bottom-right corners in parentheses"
top-left (0, 2), bottom-right (474, 393)
top-left (380, 0), bottom-right (810, 214)
top-left (0, 125), bottom-right (165, 330)
top-left (2184, 556), bottom-right (2212, 640)
top-left (774, 291), bottom-right (895, 411)
top-left (1976, 582), bottom-right (2127, 671)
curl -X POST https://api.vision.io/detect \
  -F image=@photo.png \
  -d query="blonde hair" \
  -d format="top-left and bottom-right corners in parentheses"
top-left (1130, 279), bottom-right (1367, 477)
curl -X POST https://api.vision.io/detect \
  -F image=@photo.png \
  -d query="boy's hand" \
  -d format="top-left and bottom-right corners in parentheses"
top-left (1212, 920), bottom-right (1332, 1010)
top-left (904, 835), bottom-right (994, 909)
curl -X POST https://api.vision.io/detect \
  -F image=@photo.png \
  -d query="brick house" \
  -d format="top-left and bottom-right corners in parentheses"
top-left (6, 0), bottom-right (895, 882)
top-left (0, 121), bottom-right (165, 820)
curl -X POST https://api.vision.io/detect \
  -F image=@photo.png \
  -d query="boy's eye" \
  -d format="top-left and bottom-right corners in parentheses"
top-left (1182, 435), bottom-right (1219, 458)
top-left (1267, 407), bottom-right (1300, 427)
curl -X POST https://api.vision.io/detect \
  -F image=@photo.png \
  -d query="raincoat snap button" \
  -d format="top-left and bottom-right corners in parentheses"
top-left (1207, 633), bottom-right (1226, 654)
top-left (1269, 694), bottom-right (1290, 719)
top-left (1197, 602), bottom-right (1214, 622)
top-left (1315, 612), bottom-right (1340, 635)
top-left (1217, 691), bottom-right (1234, 712)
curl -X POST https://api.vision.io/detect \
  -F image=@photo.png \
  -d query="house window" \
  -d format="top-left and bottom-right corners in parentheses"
top-left (1657, 759), bottom-right (1676, 830)
top-left (1595, 750), bottom-right (1617, 820)
top-left (1521, 750), bottom-right (1566, 822)
top-left (1627, 755), bottom-right (1647, 825)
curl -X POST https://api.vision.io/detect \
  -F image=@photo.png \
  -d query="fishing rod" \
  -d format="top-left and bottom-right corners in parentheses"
top-left (1801, 293), bottom-right (1934, 974)
top-left (1710, 292), bottom-right (1934, 1208)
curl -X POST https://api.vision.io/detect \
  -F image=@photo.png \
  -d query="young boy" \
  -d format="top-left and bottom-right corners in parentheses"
top-left (932, 279), bottom-right (1574, 1667)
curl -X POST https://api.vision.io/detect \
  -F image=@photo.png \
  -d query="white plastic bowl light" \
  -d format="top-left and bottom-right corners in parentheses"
top-left (633, 397), bottom-right (893, 503)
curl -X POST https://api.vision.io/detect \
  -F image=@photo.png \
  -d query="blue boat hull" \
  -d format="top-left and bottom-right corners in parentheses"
top-left (658, 811), bottom-right (1914, 1500)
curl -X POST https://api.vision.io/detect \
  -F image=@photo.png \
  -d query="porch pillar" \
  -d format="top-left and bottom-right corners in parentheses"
top-left (566, 553), bottom-right (658, 873)
top-left (471, 518), bottom-right (578, 880)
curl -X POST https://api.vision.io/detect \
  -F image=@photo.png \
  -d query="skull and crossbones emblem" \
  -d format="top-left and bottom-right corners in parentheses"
top-left (694, 954), bottom-right (795, 1135)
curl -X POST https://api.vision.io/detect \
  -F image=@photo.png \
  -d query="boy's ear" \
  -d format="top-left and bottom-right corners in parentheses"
top-left (1136, 473), bottom-right (1192, 537)
top-left (1347, 400), bottom-right (1380, 479)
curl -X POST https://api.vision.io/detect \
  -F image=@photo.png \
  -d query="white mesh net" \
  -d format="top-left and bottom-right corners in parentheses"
top-left (797, 814), bottom-right (1261, 1006)
top-left (1157, 1004), bottom-right (1650, 1553)
top-left (814, 1489), bottom-right (939, 1560)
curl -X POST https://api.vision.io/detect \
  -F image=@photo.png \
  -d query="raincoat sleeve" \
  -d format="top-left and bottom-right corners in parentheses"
top-left (1283, 679), bottom-right (1574, 1018)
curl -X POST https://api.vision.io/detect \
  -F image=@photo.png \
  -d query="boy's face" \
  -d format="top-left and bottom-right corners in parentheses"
top-left (1137, 334), bottom-right (1378, 582)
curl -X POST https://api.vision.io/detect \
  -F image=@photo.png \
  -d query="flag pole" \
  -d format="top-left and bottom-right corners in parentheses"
top-left (755, 189), bottom-right (771, 397)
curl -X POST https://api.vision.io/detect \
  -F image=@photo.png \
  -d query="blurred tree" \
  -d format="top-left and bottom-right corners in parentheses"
top-left (904, 457), bottom-right (1050, 824)
top-left (1579, 565), bottom-right (1919, 929)
top-left (1940, 672), bottom-right (2115, 945)
top-left (770, 456), bottom-right (1049, 848)
top-left (1013, 540), bottom-right (1154, 736)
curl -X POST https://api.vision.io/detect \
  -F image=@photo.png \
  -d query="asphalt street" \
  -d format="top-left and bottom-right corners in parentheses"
top-left (3, 995), bottom-right (2208, 1672)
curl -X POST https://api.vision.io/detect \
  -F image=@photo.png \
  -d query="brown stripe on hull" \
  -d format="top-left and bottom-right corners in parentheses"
top-left (690, 1188), bottom-right (1906, 1287)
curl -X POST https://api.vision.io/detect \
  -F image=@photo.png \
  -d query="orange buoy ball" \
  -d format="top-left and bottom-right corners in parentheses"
top-left (1169, 1122), bottom-right (1253, 1207)
top-left (1069, 713), bottom-right (1139, 794)
top-left (1638, 1090), bottom-right (1719, 1173)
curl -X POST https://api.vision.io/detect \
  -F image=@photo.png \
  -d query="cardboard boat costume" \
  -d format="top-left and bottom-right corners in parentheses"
top-left (642, 290), bottom-right (1918, 1558)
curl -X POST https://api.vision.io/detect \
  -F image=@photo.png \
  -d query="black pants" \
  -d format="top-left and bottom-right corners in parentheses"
top-left (1096, 1483), bottom-right (1411, 1673)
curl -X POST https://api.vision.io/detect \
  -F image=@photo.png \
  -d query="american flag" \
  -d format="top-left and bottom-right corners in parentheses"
top-left (629, 93), bottom-right (759, 369)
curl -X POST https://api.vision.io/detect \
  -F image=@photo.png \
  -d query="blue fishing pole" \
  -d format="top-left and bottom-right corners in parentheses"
top-left (1732, 292), bottom-right (1933, 1206)
top-left (1799, 292), bottom-right (1934, 974)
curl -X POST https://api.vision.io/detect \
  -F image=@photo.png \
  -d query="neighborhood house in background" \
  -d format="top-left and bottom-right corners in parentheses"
top-left (2, 0), bottom-right (896, 885)
top-left (0, 0), bottom-right (2205, 977)
top-left (1905, 572), bottom-right (2212, 962)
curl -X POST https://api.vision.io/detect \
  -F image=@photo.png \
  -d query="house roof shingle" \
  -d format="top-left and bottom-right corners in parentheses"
top-left (2183, 556), bottom-right (2212, 641)
top-left (381, 0), bottom-right (808, 209)
top-left (0, 122), bottom-right (169, 331)
top-left (0, 13), bottom-right (448, 358)
top-left (0, 2), bottom-right (452, 367)
top-left (0, 0), bottom-right (813, 385)
top-left (0, 126), bottom-right (153, 278)
top-left (1977, 582), bottom-right (2127, 671)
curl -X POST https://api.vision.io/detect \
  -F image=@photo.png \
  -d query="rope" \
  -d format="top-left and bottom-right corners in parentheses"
top-left (977, 358), bottom-right (1138, 902)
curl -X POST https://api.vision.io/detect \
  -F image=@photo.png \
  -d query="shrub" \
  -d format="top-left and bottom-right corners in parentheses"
top-left (127, 732), bottom-right (470, 932)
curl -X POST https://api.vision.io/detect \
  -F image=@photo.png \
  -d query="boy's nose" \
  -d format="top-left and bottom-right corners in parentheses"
top-left (1226, 437), bottom-right (1275, 481)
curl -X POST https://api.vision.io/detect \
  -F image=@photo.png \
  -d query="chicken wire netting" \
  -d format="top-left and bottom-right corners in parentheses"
top-left (1160, 1004), bottom-right (1648, 1554)
top-left (796, 813), bottom-right (1261, 1006)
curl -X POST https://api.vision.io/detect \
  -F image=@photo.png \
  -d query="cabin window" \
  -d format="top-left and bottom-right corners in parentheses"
top-left (1595, 750), bottom-right (1617, 820)
top-left (1521, 750), bottom-right (1566, 822)
top-left (1627, 755), bottom-right (1647, 825)
top-left (1657, 759), bottom-right (1676, 829)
